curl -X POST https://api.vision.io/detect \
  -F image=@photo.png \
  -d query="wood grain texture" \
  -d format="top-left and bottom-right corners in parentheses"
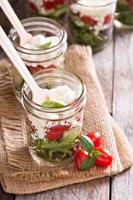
top-left (15, 178), bottom-right (109, 200)
top-left (94, 40), bottom-right (114, 113)
top-left (0, 186), bottom-right (15, 200)
top-left (111, 30), bottom-right (133, 200)
top-left (15, 42), bottom-right (114, 200)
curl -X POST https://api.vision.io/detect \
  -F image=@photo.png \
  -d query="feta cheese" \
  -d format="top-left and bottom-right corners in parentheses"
top-left (49, 85), bottom-right (76, 105)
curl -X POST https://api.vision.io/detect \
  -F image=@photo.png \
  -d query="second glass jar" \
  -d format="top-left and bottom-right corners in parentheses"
top-left (68, 0), bottom-right (117, 52)
top-left (8, 17), bottom-right (67, 97)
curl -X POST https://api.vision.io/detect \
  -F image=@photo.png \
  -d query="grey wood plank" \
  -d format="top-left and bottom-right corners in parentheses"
top-left (15, 42), bottom-right (114, 200)
top-left (0, 186), bottom-right (15, 200)
top-left (111, 30), bottom-right (133, 200)
top-left (16, 178), bottom-right (109, 200)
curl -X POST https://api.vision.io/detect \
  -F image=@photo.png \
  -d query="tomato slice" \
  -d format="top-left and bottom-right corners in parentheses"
top-left (87, 131), bottom-right (101, 147)
top-left (43, 0), bottom-right (57, 10)
top-left (104, 14), bottom-right (112, 24)
top-left (95, 147), bottom-right (113, 167)
top-left (82, 16), bottom-right (97, 26)
top-left (27, 65), bottom-right (44, 74)
top-left (28, 1), bottom-right (38, 12)
top-left (127, 0), bottom-right (133, 6)
top-left (46, 124), bottom-right (71, 141)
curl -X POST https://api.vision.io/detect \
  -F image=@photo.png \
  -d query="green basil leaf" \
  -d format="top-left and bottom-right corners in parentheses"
top-left (42, 100), bottom-right (64, 108)
top-left (38, 42), bottom-right (51, 49)
top-left (92, 150), bottom-right (102, 157)
top-left (79, 135), bottom-right (94, 153)
top-left (81, 156), bottom-right (95, 171)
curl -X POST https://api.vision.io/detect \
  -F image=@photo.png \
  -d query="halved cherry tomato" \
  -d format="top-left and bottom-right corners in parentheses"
top-left (95, 147), bottom-right (113, 167)
top-left (82, 16), bottom-right (97, 26)
top-left (46, 124), bottom-right (71, 141)
top-left (104, 14), bottom-right (112, 24)
top-left (28, 65), bottom-right (44, 74)
top-left (87, 131), bottom-right (101, 147)
top-left (74, 148), bottom-right (88, 170)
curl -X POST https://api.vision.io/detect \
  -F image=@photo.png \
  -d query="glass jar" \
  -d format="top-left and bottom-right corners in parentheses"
top-left (27, 0), bottom-right (67, 20)
top-left (115, 0), bottom-right (133, 28)
top-left (21, 68), bottom-right (86, 166)
top-left (8, 17), bottom-right (67, 97)
top-left (68, 0), bottom-right (117, 52)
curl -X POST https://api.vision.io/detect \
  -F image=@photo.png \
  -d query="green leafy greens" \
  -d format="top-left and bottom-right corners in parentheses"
top-left (38, 41), bottom-right (51, 49)
top-left (42, 100), bottom-right (64, 108)
top-left (116, 3), bottom-right (133, 25)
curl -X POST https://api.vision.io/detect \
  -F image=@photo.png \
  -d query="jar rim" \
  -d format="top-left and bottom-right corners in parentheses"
top-left (22, 68), bottom-right (86, 114)
top-left (70, 0), bottom-right (117, 7)
top-left (8, 17), bottom-right (67, 55)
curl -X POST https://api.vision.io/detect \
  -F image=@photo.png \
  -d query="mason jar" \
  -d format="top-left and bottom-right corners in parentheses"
top-left (68, 0), bottom-right (117, 52)
top-left (115, 0), bottom-right (133, 28)
top-left (27, 0), bottom-right (67, 20)
top-left (8, 17), bottom-right (67, 97)
top-left (21, 68), bottom-right (86, 166)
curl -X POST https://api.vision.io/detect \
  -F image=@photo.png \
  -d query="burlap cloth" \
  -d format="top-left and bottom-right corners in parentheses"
top-left (0, 45), bottom-right (133, 194)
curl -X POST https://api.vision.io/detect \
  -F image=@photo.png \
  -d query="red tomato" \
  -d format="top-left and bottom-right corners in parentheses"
top-left (104, 14), bottom-right (112, 24)
top-left (46, 124), bottom-right (71, 141)
top-left (95, 147), bottom-right (113, 167)
top-left (28, 65), bottom-right (44, 74)
top-left (87, 131), bottom-right (101, 147)
top-left (28, 1), bottom-right (38, 12)
top-left (82, 16), bottom-right (97, 26)
top-left (43, 0), bottom-right (57, 10)
top-left (127, 0), bottom-right (133, 6)
top-left (74, 148), bottom-right (88, 170)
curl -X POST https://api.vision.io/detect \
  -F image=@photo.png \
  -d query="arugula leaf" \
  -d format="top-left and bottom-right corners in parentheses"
top-left (117, 3), bottom-right (133, 25)
top-left (81, 156), bottom-right (95, 171)
top-left (79, 135), bottom-right (94, 153)
top-left (42, 100), bottom-right (64, 108)
top-left (38, 42), bottom-right (51, 49)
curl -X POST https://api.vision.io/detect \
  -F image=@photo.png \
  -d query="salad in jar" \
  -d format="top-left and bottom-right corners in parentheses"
top-left (68, 0), bottom-right (117, 52)
top-left (22, 69), bottom-right (86, 165)
top-left (27, 0), bottom-right (67, 19)
top-left (116, 0), bottom-right (133, 27)
top-left (9, 17), bottom-right (67, 97)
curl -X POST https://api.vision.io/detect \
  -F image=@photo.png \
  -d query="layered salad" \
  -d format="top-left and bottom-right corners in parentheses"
top-left (13, 34), bottom-right (66, 91)
top-left (27, 85), bottom-right (83, 164)
top-left (69, 0), bottom-right (117, 51)
top-left (116, 0), bottom-right (133, 26)
top-left (28, 0), bottom-right (67, 19)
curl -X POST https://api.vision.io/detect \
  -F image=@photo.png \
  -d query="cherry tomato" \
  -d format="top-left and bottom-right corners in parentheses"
top-left (87, 131), bottom-right (101, 147)
top-left (74, 148), bottom-right (88, 170)
top-left (104, 14), bottom-right (112, 24)
top-left (28, 65), bottom-right (44, 74)
top-left (82, 16), bottom-right (97, 26)
top-left (46, 124), bottom-right (71, 141)
top-left (95, 147), bottom-right (113, 167)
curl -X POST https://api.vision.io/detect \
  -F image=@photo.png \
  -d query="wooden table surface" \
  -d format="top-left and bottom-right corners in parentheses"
top-left (0, 29), bottom-right (133, 200)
